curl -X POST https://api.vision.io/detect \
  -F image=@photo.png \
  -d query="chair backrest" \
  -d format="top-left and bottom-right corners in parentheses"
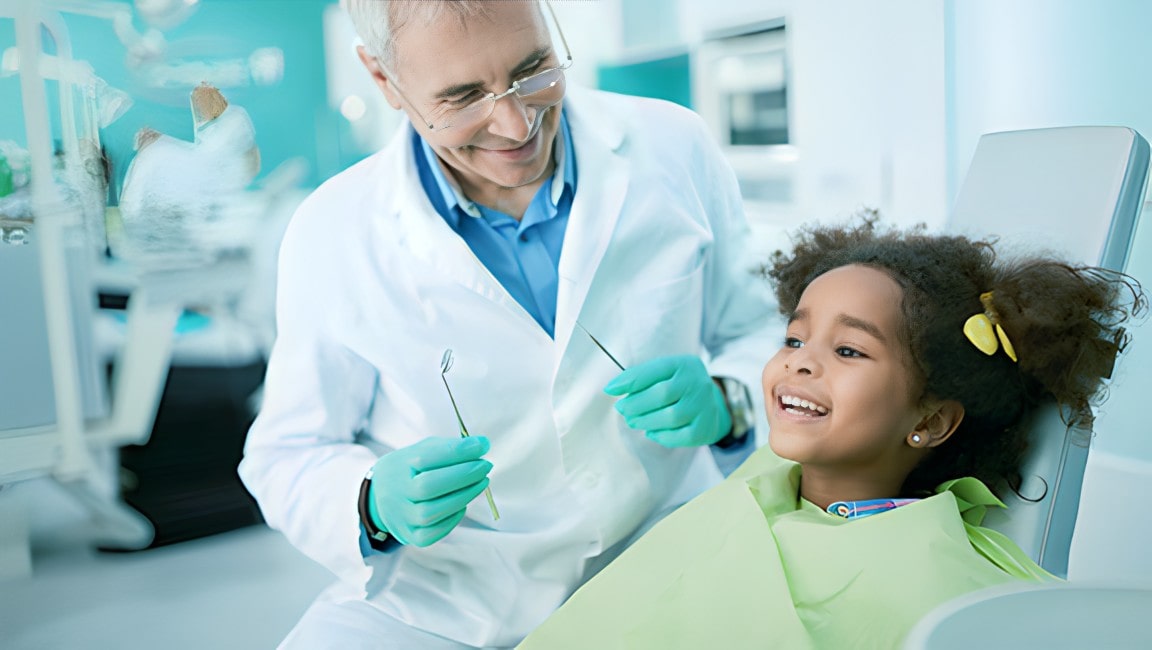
top-left (945, 126), bottom-right (1150, 577)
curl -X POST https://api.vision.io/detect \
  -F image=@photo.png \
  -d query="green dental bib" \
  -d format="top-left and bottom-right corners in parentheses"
top-left (519, 446), bottom-right (1051, 649)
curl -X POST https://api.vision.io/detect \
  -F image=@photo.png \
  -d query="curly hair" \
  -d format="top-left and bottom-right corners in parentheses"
top-left (766, 216), bottom-right (1146, 495)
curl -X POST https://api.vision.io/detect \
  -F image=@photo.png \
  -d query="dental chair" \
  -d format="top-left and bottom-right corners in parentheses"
top-left (903, 126), bottom-right (1151, 648)
top-left (945, 125), bottom-right (1149, 577)
top-left (903, 582), bottom-right (1152, 649)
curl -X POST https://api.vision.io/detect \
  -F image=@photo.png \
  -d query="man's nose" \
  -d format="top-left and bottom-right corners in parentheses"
top-left (486, 93), bottom-right (533, 142)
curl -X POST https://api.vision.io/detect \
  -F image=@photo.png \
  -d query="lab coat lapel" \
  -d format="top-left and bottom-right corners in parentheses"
top-left (553, 89), bottom-right (629, 357)
top-left (380, 126), bottom-right (529, 317)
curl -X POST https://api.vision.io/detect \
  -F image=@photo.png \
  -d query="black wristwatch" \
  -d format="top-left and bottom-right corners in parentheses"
top-left (358, 469), bottom-right (402, 552)
top-left (713, 376), bottom-right (755, 449)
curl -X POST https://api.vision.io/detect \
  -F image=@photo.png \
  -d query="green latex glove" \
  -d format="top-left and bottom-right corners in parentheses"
top-left (603, 355), bottom-right (732, 448)
top-left (367, 436), bottom-right (493, 547)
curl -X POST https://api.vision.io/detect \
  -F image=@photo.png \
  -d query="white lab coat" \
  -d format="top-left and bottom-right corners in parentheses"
top-left (239, 86), bottom-right (781, 648)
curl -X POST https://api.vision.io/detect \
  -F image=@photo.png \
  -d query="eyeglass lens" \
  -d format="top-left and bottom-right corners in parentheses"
top-left (438, 67), bottom-right (567, 131)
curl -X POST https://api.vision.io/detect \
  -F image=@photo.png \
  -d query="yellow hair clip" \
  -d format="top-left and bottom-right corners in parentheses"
top-left (962, 291), bottom-right (1017, 362)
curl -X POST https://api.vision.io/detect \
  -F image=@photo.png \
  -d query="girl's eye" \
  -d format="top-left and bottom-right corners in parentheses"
top-left (784, 336), bottom-right (803, 349)
top-left (836, 346), bottom-right (864, 358)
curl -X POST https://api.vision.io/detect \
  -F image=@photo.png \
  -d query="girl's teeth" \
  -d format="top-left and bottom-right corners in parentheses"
top-left (780, 395), bottom-right (828, 414)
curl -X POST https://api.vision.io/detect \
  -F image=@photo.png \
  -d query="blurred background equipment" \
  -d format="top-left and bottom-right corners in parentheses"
top-left (113, 82), bottom-right (260, 266)
top-left (1, 0), bottom-right (175, 574)
top-left (0, 0), bottom-right (305, 577)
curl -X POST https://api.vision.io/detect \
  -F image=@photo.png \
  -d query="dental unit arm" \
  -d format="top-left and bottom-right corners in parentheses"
top-left (0, 0), bottom-right (209, 575)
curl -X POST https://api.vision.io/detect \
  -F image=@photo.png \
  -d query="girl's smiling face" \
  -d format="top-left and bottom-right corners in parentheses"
top-left (762, 264), bottom-right (933, 500)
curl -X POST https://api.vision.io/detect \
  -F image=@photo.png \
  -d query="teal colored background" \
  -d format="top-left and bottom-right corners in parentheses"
top-left (0, 19), bottom-right (24, 151)
top-left (597, 52), bottom-right (693, 109)
top-left (0, 0), bottom-right (346, 194)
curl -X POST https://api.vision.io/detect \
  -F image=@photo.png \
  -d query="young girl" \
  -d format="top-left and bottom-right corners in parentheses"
top-left (518, 219), bottom-right (1145, 649)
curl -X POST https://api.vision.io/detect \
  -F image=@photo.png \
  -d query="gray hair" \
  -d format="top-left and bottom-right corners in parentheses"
top-left (341, 0), bottom-right (493, 70)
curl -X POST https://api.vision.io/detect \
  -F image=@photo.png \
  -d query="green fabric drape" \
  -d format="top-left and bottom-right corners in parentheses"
top-left (520, 445), bottom-right (1052, 649)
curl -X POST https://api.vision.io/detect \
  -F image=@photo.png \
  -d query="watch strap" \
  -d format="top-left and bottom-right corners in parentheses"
top-left (358, 469), bottom-right (401, 552)
top-left (713, 376), bottom-right (755, 449)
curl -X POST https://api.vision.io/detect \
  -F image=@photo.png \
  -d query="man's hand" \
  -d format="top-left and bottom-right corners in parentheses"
top-left (368, 436), bottom-right (493, 547)
top-left (603, 355), bottom-right (732, 448)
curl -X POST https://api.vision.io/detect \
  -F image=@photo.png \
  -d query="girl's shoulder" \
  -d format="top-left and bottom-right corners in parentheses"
top-left (936, 477), bottom-right (1057, 582)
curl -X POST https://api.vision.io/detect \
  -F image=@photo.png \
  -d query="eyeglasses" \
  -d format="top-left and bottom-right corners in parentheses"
top-left (381, 0), bottom-right (573, 134)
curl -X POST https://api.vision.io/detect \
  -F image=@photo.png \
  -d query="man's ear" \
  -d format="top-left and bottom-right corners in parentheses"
top-left (907, 400), bottom-right (965, 449)
top-left (356, 45), bottom-right (402, 110)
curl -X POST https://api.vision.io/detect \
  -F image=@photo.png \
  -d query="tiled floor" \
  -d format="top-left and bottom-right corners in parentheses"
top-left (0, 525), bottom-right (332, 650)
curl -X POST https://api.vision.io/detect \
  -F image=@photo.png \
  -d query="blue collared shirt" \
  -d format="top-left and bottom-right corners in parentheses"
top-left (413, 113), bottom-right (577, 337)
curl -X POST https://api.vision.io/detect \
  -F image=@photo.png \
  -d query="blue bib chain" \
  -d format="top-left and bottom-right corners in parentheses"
top-left (827, 497), bottom-right (920, 520)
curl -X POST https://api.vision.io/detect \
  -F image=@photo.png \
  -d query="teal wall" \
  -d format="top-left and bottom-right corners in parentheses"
top-left (0, 19), bottom-right (24, 150)
top-left (0, 0), bottom-right (346, 192)
top-left (597, 52), bottom-right (693, 109)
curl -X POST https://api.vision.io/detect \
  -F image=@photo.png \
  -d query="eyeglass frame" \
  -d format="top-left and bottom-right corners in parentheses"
top-left (376, 0), bottom-right (573, 133)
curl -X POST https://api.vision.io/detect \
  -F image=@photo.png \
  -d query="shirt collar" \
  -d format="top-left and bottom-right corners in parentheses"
top-left (416, 110), bottom-right (575, 224)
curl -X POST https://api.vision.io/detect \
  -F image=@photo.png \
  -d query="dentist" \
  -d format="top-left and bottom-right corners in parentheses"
top-left (239, 0), bottom-right (779, 647)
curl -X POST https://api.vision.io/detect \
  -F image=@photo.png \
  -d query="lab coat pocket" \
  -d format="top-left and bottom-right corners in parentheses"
top-left (622, 265), bottom-right (705, 364)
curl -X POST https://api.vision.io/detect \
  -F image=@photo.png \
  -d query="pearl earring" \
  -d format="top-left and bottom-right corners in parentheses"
top-left (911, 434), bottom-right (922, 444)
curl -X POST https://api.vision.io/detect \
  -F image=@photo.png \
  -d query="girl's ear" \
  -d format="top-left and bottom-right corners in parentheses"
top-left (907, 400), bottom-right (965, 448)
